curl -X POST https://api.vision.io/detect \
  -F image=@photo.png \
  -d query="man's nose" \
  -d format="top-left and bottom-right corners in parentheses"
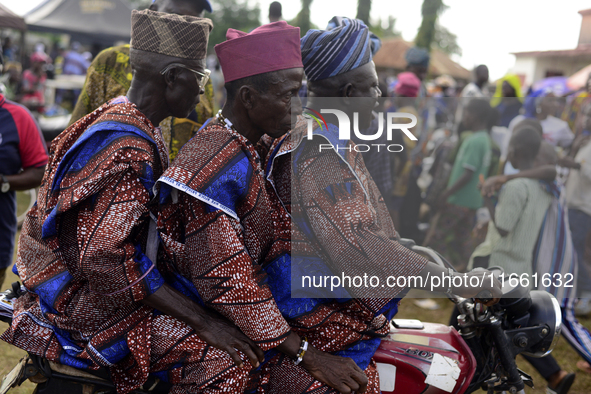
top-left (292, 95), bottom-right (303, 116)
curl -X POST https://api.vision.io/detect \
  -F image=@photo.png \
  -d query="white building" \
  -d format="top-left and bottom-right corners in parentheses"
top-left (511, 8), bottom-right (591, 87)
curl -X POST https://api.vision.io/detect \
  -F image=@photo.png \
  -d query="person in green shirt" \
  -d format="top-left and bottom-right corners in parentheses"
top-left (429, 98), bottom-right (493, 269)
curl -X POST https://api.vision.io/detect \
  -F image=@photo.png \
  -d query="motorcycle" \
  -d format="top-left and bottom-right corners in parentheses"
top-left (0, 279), bottom-right (171, 394)
top-left (0, 240), bottom-right (562, 394)
top-left (374, 240), bottom-right (562, 394)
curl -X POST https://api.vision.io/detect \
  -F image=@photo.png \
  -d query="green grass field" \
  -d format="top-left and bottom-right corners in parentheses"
top-left (1, 207), bottom-right (590, 393)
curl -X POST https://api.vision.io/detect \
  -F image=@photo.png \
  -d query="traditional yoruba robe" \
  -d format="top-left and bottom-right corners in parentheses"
top-left (258, 117), bottom-right (429, 392)
top-left (68, 44), bottom-right (215, 160)
top-left (158, 118), bottom-right (428, 393)
top-left (1, 97), bottom-right (246, 394)
top-left (158, 122), bottom-right (292, 349)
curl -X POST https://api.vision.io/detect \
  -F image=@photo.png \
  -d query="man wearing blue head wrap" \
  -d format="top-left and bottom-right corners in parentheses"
top-left (301, 16), bottom-right (381, 82)
top-left (405, 46), bottom-right (430, 81)
top-left (299, 16), bottom-right (383, 130)
top-left (263, 16), bottom-right (501, 394)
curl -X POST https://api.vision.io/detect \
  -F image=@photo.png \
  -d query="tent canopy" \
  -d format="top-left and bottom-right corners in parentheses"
top-left (25, 0), bottom-right (132, 45)
top-left (0, 3), bottom-right (27, 30)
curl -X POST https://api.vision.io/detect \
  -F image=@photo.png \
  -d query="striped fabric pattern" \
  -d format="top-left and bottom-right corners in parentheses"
top-left (533, 181), bottom-right (591, 364)
top-left (300, 16), bottom-right (380, 81)
top-left (533, 183), bottom-right (576, 302)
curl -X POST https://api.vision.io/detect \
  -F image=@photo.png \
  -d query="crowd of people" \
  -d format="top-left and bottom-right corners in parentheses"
top-left (0, 0), bottom-right (591, 393)
top-left (1, 38), bottom-right (91, 113)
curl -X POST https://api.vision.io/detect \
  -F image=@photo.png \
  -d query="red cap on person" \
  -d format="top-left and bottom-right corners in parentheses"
top-left (30, 52), bottom-right (50, 64)
top-left (215, 21), bottom-right (303, 83)
top-left (395, 71), bottom-right (421, 98)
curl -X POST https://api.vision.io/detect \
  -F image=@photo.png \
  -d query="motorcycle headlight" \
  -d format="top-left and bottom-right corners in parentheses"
top-left (521, 291), bottom-right (562, 358)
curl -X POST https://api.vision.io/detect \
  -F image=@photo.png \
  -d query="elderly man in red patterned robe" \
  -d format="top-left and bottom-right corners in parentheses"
top-left (156, 22), bottom-right (381, 394)
top-left (254, 17), bottom-right (502, 393)
top-left (156, 18), bottom-right (502, 394)
top-left (1, 10), bottom-right (263, 394)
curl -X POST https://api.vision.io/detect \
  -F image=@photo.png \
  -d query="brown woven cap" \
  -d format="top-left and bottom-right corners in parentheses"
top-left (131, 9), bottom-right (213, 60)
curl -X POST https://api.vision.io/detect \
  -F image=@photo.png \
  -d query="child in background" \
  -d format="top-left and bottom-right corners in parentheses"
top-left (481, 126), bottom-right (576, 394)
top-left (428, 99), bottom-right (493, 269)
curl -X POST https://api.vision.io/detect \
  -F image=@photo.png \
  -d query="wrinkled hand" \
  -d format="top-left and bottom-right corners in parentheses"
top-left (302, 347), bottom-right (368, 394)
top-left (480, 175), bottom-right (507, 198)
top-left (192, 311), bottom-right (265, 368)
top-left (452, 270), bottom-right (502, 306)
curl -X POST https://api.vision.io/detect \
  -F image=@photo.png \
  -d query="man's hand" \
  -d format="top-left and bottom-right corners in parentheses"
top-left (301, 347), bottom-right (368, 394)
top-left (432, 190), bottom-right (451, 212)
top-left (452, 270), bottom-right (502, 306)
top-left (191, 310), bottom-right (265, 368)
top-left (480, 175), bottom-right (507, 197)
top-left (142, 284), bottom-right (264, 368)
top-left (556, 156), bottom-right (581, 170)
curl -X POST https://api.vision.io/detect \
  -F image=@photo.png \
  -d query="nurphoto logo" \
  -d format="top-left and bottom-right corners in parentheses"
top-left (302, 107), bottom-right (418, 153)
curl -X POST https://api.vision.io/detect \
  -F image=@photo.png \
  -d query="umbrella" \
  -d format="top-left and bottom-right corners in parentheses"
top-left (567, 64), bottom-right (591, 91)
top-left (531, 76), bottom-right (570, 96)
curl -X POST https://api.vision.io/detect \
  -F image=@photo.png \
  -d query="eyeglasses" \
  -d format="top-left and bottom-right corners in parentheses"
top-left (160, 63), bottom-right (211, 91)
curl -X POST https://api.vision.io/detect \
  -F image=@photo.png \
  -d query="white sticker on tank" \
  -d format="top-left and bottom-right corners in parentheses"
top-left (424, 353), bottom-right (460, 393)
top-left (376, 362), bottom-right (396, 392)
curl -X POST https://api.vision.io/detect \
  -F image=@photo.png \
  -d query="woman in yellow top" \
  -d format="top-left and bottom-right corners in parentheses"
top-left (490, 74), bottom-right (523, 128)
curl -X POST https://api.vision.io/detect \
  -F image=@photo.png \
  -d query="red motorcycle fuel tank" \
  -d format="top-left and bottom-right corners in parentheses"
top-left (373, 319), bottom-right (476, 394)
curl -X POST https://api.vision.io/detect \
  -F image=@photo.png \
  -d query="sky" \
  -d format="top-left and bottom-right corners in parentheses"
top-left (3, 0), bottom-right (591, 80)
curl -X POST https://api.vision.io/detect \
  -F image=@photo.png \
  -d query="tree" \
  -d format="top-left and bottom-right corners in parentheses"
top-left (291, 0), bottom-right (314, 37)
top-left (356, 0), bottom-right (372, 27)
top-left (434, 23), bottom-right (461, 56)
top-left (414, 0), bottom-right (446, 51)
top-left (208, 0), bottom-right (261, 51)
top-left (126, 0), bottom-right (151, 10)
top-left (372, 16), bottom-right (401, 39)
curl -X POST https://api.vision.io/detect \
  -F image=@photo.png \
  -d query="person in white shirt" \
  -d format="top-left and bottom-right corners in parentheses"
top-left (504, 90), bottom-right (574, 174)
top-left (462, 65), bottom-right (489, 98)
top-left (456, 65), bottom-right (489, 133)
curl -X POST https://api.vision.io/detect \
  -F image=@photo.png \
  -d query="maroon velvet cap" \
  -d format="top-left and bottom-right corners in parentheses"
top-left (215, 21), bottom-right (303, 83)
top-left (395, 72), bottom-right (421, 98)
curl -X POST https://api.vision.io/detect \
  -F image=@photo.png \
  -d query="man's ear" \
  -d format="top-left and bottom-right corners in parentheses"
top-left (163, 67), bottom-right (181, 88)
top-left (340, 83), bottom-right (354, 98)
top-left (340, 83), bottom-right (354, 105)
top-left (239, 86), bottom-right (256, 110)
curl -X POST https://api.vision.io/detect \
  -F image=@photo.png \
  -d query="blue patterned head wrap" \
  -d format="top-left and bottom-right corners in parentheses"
top-left (523, 88), bottom-right (551, 118)
top-left (300, 16), bottom-right (381, 82)
top-left (405, 46), bottom-right (430, 68)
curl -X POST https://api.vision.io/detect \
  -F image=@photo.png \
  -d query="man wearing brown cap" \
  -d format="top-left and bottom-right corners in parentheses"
top-left (1, 10), bottom-right (263, 394)
top-left (68, 0), bottom-right (215, 161)
top-left (157, 21), bottom-right (370, 393)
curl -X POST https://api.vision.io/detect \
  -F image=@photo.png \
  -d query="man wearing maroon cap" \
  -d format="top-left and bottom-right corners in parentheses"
top-left (157, 21), bottom-right (370, 393)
